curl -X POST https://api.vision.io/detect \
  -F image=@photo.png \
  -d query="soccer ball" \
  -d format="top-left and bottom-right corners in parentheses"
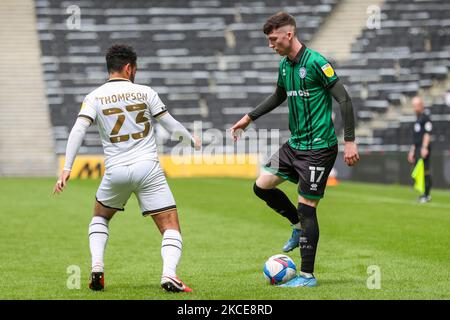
top-left (263, 254), bottom-right (297, 285)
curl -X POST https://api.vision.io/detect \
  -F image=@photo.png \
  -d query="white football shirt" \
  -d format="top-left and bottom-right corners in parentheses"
top-left (78, 79), bottom-right (167, 169)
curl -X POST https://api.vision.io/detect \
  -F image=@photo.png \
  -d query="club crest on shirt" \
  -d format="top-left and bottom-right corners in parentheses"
top-left (414, 123), bottom-right (421, 132)
top-left (321, 63), bottom-right (335, 78)
top-left (299, 67), bottom-right (307, 79)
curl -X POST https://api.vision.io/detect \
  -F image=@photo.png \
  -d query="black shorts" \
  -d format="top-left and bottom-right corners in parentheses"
top-left (263, 143), bottom-right (338, 199)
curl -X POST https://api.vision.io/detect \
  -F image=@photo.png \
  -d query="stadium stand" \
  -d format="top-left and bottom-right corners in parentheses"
top-left (28, 0), bottom-right (449, 185)
top-left (0, 0), bottom-right (56, 176)
top-left (334, 0), bottom-right (450, 149)
top-left (34, 0), bottom-right (340, 155)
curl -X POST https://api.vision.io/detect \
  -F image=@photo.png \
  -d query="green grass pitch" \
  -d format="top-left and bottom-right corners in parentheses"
top-left (0, 177), bottom-right (449, 300)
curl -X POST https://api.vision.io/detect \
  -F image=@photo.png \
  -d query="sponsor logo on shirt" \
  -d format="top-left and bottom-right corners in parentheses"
top-left (321, 63), bottom-right (335, 78)
top-left (287, 90), bottom-right (310, 97)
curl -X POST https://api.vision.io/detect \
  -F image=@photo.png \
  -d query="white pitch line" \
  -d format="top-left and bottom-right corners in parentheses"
top-left (327, 189), bottom-right (450, 210)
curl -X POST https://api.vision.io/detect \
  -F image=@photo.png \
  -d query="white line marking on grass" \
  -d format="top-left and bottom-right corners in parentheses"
top-left (328, 190), bottom-right (450, 210)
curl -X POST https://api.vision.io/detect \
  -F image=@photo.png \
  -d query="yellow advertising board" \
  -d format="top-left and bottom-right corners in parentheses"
top-left (58, 155), bottom-right (105, 179)
top-left (58, 154), bottom-right (259, 179)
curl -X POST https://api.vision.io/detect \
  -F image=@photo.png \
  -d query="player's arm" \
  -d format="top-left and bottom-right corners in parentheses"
top-left (146, 87), bottom-right (200, 149)
top-left (53, 116), bottom-right (92, 194)
top-left (329, 80), bottom-right (360, 166)
top-left (421, 133), bottom-right (430, 158)
top-left (408, 144), bottom-right (416, 164)
top-left (155, 111), bottom-right (201, 150)
top-left (421, 117), bottom-right (432, 159)
top-left (248, 85), bottom-right (287, 121)
top-left (230, 85), bottom-right (287, 141)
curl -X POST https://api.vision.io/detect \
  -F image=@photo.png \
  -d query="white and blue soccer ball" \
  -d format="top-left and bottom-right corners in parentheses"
top-left (263, 254), bottom-right (297, 285)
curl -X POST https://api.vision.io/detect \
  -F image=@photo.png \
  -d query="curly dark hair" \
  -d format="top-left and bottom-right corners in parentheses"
top-left (105, 44), bottom-right (137, 73)
top-left (263, 12), bottom-right (296, 35)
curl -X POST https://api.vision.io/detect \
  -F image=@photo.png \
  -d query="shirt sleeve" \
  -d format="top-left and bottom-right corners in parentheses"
top-left (78, 96), bottom-right (97, 123)
top-left (329, 80), bottom-right (355, 142)
top-left (312, 55), bottom-right (339, 89)
top-left (147, 88), bottom-right (168, 118)
top-left (63, 117), bottom-right (91, 171)
top-left (276, 60), bottom-right (285, 89)
top-left (247, 86), bottom-right (287, 121)
top-left (156, 112), bottom-right (195, 147)
top-left (424, 115), bottom-right (433, 133)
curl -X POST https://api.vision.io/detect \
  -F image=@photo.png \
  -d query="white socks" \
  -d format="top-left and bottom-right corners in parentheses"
top-left (88, 221), bottom-right (181, 277)
top-left (300, 271), bottom-right (314, 278)
top-left (88, 216), bottom-right (109, 273)
top-left (161, 229), bottom-right (183, 278)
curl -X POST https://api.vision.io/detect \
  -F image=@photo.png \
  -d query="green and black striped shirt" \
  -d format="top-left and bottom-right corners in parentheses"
top-left (277, 44), bottom-right (339, 150)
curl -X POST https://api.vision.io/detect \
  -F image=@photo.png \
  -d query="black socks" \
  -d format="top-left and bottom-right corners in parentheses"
top-left (298, 203), bottom-right (319, 274)
top-left (253, 183), bottom-right (299, 225)
top-left (425, 174), bottom-right (432, 197)
top-left (253, 183), bottom-right (320, 274)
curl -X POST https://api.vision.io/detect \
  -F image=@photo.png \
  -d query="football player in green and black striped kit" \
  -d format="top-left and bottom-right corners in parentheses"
top-left (231, 12), bottom-right (360, 287)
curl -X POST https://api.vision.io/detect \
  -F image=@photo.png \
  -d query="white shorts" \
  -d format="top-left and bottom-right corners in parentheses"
top-left (96, 160), bottom-right (176, 216)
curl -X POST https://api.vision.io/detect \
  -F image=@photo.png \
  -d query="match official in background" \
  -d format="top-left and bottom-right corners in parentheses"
top-left (408, 96), bottom-right (432, 203)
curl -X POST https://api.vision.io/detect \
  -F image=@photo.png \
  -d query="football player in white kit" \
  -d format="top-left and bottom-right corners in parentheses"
top-left (53, 45), bottom-right (200, 293)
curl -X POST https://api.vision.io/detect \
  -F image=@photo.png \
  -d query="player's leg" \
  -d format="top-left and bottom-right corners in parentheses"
top-left (424, 174), bottom-right (432, 200)
top-left (254, 171), bottom-right (298, 224)
top-left (151, 207), bottom-right (180, 233)
top-left (149, 208), bottom-right (191, 291)
top-left (148, 206), bottom-right (191, 293)
top-left (279, 196), bottom-right (320, 288)
top-left (135, 160), bottom-right (191, 293)
top-left (152, 209), bottom-right (191, 292)
top-left (88, 201), bottom-right (117, 291)
top-left (150, 207), bottom-right (182, 281)
top-left (89, 166), bottom-right (132, 291)
top-left (255, 143), bottom-right (301, 252)
top-left (89, 202), bottom-right (117, 272)
top-left (280, 145), bottom-right (338, 288)
top-left (423, 155), bottom-right (432, 202)
top-left (297, 196), bottom-right (320, 282)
